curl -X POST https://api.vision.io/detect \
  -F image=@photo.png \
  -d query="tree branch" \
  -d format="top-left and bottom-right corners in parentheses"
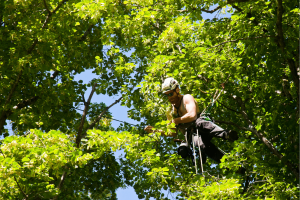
top-left (231, 4), bottom-right (243, 12)
top-left (87, 96), bottom-right (123, 131)
top-left (13, 96), bottom-right (39, 110)
top-left (178, 6), bottom-right (222, 14)
top-left (53, 166), bottom-right (68, 200)
top-left (43, 0), bottom-right (51, 14)
top-left (27, 0), bottom-right (69, 54)
top-left (14, 176), bottom-right (28, 200)
top-left (216, 113), bottom-right (299, 179)
top-left (76, 82), bottom-right (97, 148)
top-left (150, 22), bottom-right (163, 33)
top-left (50, 71), bottom-right (59, 79)
top-left (233, 96), bottom-right (299, 178)
top-left (81, 93), bottom-right (86, 106)
top-left (275, 0), bottom-right (299, 104)
top-left (0, 69), bottom-right (23, 134)
top-left (287, 58), bottom-right (299, 107)
top-left (216, 100), bottom-right (240, 113)
top-left (240, 110), bottom-right (299, 178)
top-left (276, 0), bottom-right (284, 52)
top-left (200, 6), bottom-right (222, 14)
top-left (214, 120), bottom-right (247, 131)
top-left (227, 0), bottom-right (252, 3)
top-left (79, 24), bottom-right (94, 42)
top-left (52, 0), bottom-right (68, 14)
top-left (175, 44), bottom-right (183, 54)
top-left (0, 70), bottom-right (56, 135)
top-left (4, 70), bottom-right (23, 106)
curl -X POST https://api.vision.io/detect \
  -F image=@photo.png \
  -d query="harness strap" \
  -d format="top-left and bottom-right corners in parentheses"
top-left (174, 96), bottom-right (184, 117)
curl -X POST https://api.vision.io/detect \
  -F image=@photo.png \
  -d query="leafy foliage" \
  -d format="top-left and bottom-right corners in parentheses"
top-left (0, 0), bottom-right (298, 199)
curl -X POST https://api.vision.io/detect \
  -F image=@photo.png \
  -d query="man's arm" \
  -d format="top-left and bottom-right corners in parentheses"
top-left (173, 95), bottom-right (197, 125)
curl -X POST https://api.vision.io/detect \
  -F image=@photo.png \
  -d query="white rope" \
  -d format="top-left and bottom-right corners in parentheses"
top-left (192, 134), bottom-right (198, 174)
top-left (197, 129), bottom-right (204, 174)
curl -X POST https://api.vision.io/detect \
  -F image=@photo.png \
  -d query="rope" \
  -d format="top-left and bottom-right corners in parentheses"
top-left (200, 74), bottom-right (231, 117)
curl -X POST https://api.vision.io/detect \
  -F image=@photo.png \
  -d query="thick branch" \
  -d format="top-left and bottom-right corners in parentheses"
top-left (76, 83), bottom-right (97, 148)
top-left (240, 110), bottom-right (299, 178)
top-left (232, 95), bottom-right (299, 178)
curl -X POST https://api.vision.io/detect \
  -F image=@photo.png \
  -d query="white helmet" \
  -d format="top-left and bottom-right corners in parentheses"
top-left (161, 78), bottom-right (179, 93)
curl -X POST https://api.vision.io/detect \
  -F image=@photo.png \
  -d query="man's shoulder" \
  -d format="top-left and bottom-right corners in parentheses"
top-left (183, 94), bottom-right (195, 102)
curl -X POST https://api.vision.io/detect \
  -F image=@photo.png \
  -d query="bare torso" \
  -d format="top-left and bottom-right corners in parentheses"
top-left (173, 94), bottom-right (200, 118)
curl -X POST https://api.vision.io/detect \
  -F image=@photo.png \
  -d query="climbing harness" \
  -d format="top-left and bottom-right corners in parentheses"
top-left (177, 80), bottom-right (229, 174)
top-left (177, 128), bottom-right (204, 174)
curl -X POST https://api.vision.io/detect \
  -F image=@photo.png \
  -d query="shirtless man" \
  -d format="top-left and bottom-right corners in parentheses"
top-left (144, 77), bottom-right (238, 164)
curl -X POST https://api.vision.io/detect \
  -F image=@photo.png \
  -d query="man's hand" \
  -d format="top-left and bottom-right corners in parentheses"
top-left (144, 125), bottom-right (177, 137)
top-left (144, 125), bottom-right (154, 133)
top-left (172, 118), bottom-right (179, 125)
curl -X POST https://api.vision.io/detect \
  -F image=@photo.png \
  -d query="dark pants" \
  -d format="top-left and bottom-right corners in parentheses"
top-left (193, 117), bottom-right (228, 164)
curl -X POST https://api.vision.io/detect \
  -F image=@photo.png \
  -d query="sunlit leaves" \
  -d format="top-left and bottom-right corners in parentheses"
top-left (1, 0), bottom-right (298, 199)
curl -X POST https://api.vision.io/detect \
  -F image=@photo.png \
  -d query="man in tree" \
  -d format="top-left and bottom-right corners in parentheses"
top-left (144, 77), bottom-right (238, 164)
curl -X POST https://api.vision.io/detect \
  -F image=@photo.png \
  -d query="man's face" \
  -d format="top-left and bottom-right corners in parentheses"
top-left (164, 89), bottom-right (178, 104)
